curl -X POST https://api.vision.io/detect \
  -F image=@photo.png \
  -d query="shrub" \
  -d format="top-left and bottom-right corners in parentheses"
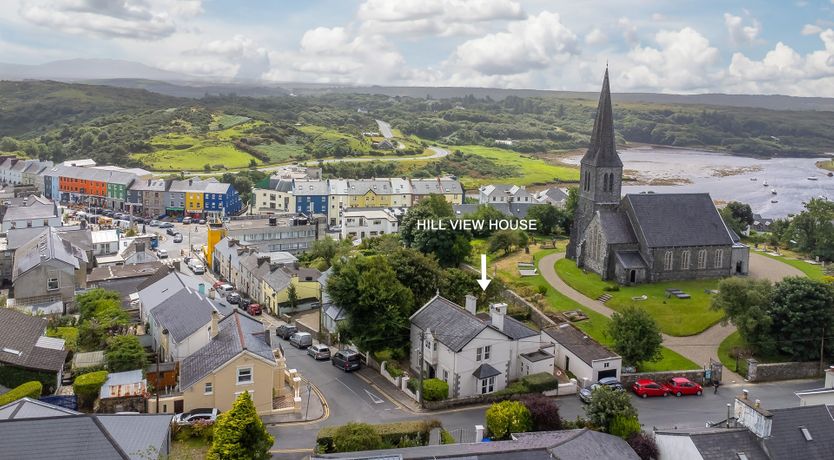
top-left (485, 400), bottom-right (533, 440)
top-left (521, 373), bottom-right (559, 393)
top-left (440, 430), bottom-right (456, 444)
top-left (47, 327), bottom-right (79, 352)
top-left (422, 378), bottom-right (448, 401)
top-left (105, 335), bottom-right (147, 372)
top-left (332, 423), bottom-right (383, 453)
top-left (521, 395), bottom-right (562, 431)
top-left (0, 366), bottom-right (55, 394)
top-left (373, 349), bottom-right (394, 363)
top-left (0, 381), bottom-right (43, 406)
top-left (536, 285), bottom-right (548, 295)
top-left (584, 385), bottom-right (637, 432)
top-left (385, 361), bottom-right (404, 378)
top-left (318, 420), bottom-right (440, 452)
top-left (628, 432), bottom-right (660, 460)
top-left (603, 284), bottom-right (620, 292)
top-left (610, 415), bottom-right (641, 440)
top-left (406, 377), bottom-right (419, 394)
top-left (73, 370), bottom-right (108, 409)
top-left (208, 392), bottom-right (273, 460)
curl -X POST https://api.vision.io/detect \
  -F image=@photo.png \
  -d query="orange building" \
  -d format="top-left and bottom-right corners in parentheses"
top-left (59, 176), bottom-right (107, 196)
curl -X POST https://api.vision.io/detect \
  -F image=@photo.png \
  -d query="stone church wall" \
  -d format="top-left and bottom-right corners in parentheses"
top-left (647, 245), bottom-right (733, 282)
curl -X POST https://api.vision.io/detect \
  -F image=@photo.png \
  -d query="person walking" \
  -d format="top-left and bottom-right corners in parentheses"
top-left (713, 380), bottom-right (719, 394)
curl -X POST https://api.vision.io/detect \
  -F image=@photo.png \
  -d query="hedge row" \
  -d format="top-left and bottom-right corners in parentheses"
top-left (0, 381), bottom-right (43, 406)
top-left (73, 370), bottom-right (108, 408)
top-left (0, 365), bottom-right (55, 395)
top-left (317, 419), bottom-right (441, 453)
top-left (496, 372), bottom-right (559, 396)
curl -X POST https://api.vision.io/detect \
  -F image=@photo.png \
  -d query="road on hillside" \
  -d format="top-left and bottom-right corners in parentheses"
top-left (376, 119), bottom-right (394, 138)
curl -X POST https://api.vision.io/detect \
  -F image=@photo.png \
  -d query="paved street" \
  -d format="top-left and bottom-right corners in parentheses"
top-left (376, 119), bottom-right (394, 139)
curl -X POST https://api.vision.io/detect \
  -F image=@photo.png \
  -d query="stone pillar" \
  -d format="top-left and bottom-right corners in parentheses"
top-left (747, 358), bottom-right (758, 382)
top-left (475, 425), bottom-right (484, 442)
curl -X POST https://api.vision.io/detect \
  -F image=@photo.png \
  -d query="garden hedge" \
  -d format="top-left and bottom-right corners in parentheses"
top-left (0, 381), bottom-right (43, 406)
top-left (0, 365), bottom-right (55, 395)
top-left (422, 378), bottom-right (448, 401)
top-left (73, 370), bottom-right (108, 407)
top-left (497, 372), bottom-right (559, 396)
top-left (317, 419), bottom-right (441, 453)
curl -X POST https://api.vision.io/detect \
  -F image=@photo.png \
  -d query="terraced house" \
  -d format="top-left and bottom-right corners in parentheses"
top-left (41, 164), bottom-right (151, 212)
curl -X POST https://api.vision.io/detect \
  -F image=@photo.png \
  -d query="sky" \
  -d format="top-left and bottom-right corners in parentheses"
top-left (2, 0), bottom-right (834, 96)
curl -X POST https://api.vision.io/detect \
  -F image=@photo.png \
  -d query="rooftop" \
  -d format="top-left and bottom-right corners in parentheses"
top-left (543, 323), bottom-right (619, 365)
top-left (0, 308), bottom-right (67, 373)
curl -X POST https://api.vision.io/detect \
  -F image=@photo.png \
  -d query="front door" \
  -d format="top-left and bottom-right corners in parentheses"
top-left (629, 270), bottom-right (636, 283)
top-left (565, 356), bottom-right (570, 373)
top-left (174, 399), bottom-right (184, 413)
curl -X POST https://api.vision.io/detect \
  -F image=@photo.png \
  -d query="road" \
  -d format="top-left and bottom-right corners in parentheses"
top-left (376, 119), bottom-right (394, 139)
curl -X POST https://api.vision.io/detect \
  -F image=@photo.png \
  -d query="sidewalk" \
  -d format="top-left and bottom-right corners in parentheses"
top-left (356, 367), bottom-right (423, 413)
top-left (261, 382), bottom-right (326, 425)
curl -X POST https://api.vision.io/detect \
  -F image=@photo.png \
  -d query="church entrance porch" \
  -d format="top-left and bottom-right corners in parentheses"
top-left (614, 251), bottom-right (647, 285)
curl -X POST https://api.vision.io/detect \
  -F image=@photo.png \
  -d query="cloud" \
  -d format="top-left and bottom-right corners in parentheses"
top-left (357, 0), bottom-right (524, 36)
top-left (450, 11), bottom-right (578, 76)
top-left (585, 28), bottom-right (607, 46)
top-left (802, 24), bottom-right (823, 35)
top-left (724, 12), bottom-right (762, 45)
top-left (189, 35), bottom-right (271, 80)
top-left (18, 0), bottom-right (200, 40)
top-left (618, 17), bottom-right (639, 46)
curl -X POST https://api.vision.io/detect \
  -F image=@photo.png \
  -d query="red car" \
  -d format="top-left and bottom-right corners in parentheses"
top-left (631, 379), bottom-right (669, 398)
top-left (212, 280), bottom-right (225, 290)
top-left (246, 303), bottom-right (262, 315)
top-left (664, 377), bottom-right (703, 397)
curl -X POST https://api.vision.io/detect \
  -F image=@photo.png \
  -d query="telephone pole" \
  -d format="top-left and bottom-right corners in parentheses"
top-left (821, 327), bottom-right (826, 374)
top-left (418, 331), bottom-right (425, 409)
top-left (155, 351), bottom-right (160, 413)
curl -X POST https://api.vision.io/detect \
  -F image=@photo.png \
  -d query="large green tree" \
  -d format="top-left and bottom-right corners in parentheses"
top-left (387, 248), bottom-right (442, 309)
top-left (712, 278), bottom-right (775, 354)
top-left (768, 277), bottom-right (834, 360)
top-left (784, 199), bottom-right (834, 261)
top-left (208, 392), bottom-right (273, 460)
top-left (526, 204), bottom-right (569, 236)
top-left (585, 385), bottom-right (638, 432)
top-left (105, 335), bottom-right (147, 372)
top-left (400, 196), bottom-right (471, 267)
top-left (607, 307), bottom-right (663, 368)
top-left (464, 205), bottom-right (507, 238)
top-left (720, 202), bottom-right (754, 234)
top-left (485, 400), bottom-right (533, 440)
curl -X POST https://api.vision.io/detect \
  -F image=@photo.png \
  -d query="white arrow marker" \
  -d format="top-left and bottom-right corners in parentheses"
top-left (477, 253), bottom-right (491, 291)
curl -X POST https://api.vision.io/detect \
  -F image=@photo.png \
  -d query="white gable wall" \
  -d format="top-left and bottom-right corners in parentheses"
top-left (654, 433), bottom-right (704, 460)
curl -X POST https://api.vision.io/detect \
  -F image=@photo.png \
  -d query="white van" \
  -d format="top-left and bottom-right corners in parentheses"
top-left (217, 284), bottom-right (234, 296)
top-left (188, 259), bottom-right (205, 274)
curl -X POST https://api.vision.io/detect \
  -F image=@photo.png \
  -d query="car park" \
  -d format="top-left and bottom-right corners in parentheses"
top-left (276, 324), bottom-right (298, 340)
top-left (332, 349), bottom-right (362, 372)
top-left (665, 377), bottom-right (703, 397)
top-left (226, 292), bottom-right (241, 304)
top-left (182, 217), bottom-right (192, 224)
top-left (289, 332), bottom-right (312, 349)
top-left (173, 408), bottom-right (219, 426)
top-left (156, 248), bottom-right (169, 259)
top-left (632, 379), bottom-right (669, 398)
top-left (173, 233), bottom-right (183, 243)
top-left (307, 344), bottom-right (331, 360)
top-left (149, 220), bottom-right (160, 227)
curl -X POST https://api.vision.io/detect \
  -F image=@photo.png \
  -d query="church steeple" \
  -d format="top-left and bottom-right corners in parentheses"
top-left (581, 68), bottom-right (622, 167)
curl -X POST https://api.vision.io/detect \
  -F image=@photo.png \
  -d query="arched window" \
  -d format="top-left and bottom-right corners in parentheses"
top-left (608, 173), bottom-right (614, 193)
top-left (681, 250), bottom-right (691, 270)
top-left (714, 249), bottom-right (724, 268)
top-left (664, 251), bottom-right (674, 271)
top-left (697, 249), bottom-right (707, 269)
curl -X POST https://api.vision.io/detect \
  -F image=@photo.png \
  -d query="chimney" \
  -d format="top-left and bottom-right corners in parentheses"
top-left (210, 310), bottom-right (219, 338)
top-left (161, 329), bottom-right (169, 361)
top-left (490, 303), bottom-right (507, 331)
top-left (734, 396), bottom-right (773, 439)
top-left (825, 366), bottom-right (834, 389)
top-left (198, 283), bottom-right (205, 295)
top-left (464, 294), bottom-right (477, 316)
top-left (742, 389), bottom-right (749, 400)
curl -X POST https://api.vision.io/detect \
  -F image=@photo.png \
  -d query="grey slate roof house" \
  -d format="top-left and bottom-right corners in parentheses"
top-left (541, 323), bottom-right (622, 384)
top-left (314, 429), bottom-right (639, 459)
top-left (11, 226), bottom-right (89, 306)
top-left (567, 69), bottom-right (749, 284)
top-left (0, 308), bottom-right (67, 392)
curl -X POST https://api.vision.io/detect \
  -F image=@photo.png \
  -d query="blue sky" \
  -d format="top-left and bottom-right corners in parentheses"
top-left (2, 0), bottom-right (834, 95)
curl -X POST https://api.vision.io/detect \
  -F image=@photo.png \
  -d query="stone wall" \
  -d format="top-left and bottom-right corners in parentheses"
top-left (96, 395), bottom-right (146, 413)
top-left (620, 369), bottom-right (706, 388)
top-left (746, 360), bottom-right (822, 382)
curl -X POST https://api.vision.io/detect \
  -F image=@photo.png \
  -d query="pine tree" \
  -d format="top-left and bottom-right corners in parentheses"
top-left (208, 392), bottom-right (274, 460)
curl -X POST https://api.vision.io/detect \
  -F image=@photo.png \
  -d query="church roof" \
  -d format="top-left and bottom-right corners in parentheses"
top-left (624, 193), bottom-right (734, 248)
top-left (598, 210), bottom-right (636, 245)
top-left (581, 68), bottom-right (622, 168)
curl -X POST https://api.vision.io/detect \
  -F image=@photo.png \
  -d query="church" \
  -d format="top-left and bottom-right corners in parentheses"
top-left (567, 70), bottom-right (749, 284)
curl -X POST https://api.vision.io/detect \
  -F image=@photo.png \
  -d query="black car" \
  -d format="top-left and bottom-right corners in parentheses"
top-left (331, 349), bottom-right (362, 372)
top-left (226, 293), bottom-right (241, 305)
top-left (578, 377), bottom-right (625, 403)
top-left (276, 324), bottom-right (298, 340)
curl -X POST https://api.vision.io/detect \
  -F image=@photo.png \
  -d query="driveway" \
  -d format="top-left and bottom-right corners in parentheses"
top-left (376, 119), bottom-right (394, 139)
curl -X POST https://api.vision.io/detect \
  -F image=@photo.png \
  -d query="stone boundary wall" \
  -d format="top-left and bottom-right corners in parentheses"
top-left (747, 360), bottom-right (822, 382)
top-left (620, 370), bottom-right (706, 388)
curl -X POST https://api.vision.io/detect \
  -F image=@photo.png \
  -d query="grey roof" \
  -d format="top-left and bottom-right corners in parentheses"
top-left (87, 261), bottom-right (165, 283)
top-left (50, 164), bottom-right (138, 185)
top-left (454, 202), bottom-right (536, 219)
top-left (96, 414), bottom-right (172, 460)
top-left (54, 227), bottom-right (93, 252)
top-left (581, 69), bottom-right (622, 168)
top-left (0, 308), bottom-right (67, 373)
top-left (476, 313), bottom-right (538, 340)
top-left (472, 363), bottom-right (502, 379)
top-left (2, 200), bottom-right (58, 222)
top-left (520, 349), bottom-right (554, 363)
top-left (411, 178), bottom-right (462, 195)
top-left (12, 227), bottom-right (87, 280)
top-left (315, 429), bottom-right (638, 460)
top-left (72, 350), bottom-right (106, 370)
top-left (411, 296), bottom-right (490, 352)
top-left (685, 428), bottom-right (769, 460)
top-left (269, 178), bottom-right (294, 192)
top-left (294, 179), bottom-right (330, 195)
top-left (541, 187), bottom-right (568, 203)
top-left (765, 405), bottom-right (834, 459)
top-left (624, 193), bottom-right (734, 248)
top-left (614, 251), bottom-right (647, 269)
top-left (0, 398), bottom-right (80, 420)
top-left (179, 310), bottom-right (274, 390)
top-left (138, 270), bottom-right (231, 317)
top-left (543, 324), bottom-right (619, 365)
top-left (128, 179), bottom-right (168, 192)
top-left (149, 288), bottom-right (218, 342)
top-left (598, 210), bottom-right (637, 245)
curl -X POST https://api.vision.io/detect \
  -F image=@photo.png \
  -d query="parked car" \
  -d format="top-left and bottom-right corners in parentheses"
top-left (156, 248), bottom-right (169, 259)
top-left (173, 233), bottom-right (183, 243)
top-left (332, 349), bottom-right (362, 372)
top-left (212, 280), bottom-right (226, 290)
top-left (198, 219), bottom-right (206, 224)
top-left (598, 377), bottom-right (625, 391)
top-left (664, 377), bottom-right (703, 397)
top-left (276, 324), bottom-right (298, 340)
top-left (216, 284), bottom-right (234, 296)
top-left (226, 292), bottom-right (241, 305)
top-left (307, 344), bottom-right (331, 360)
top-left (289, 332), bottom-right (313, 349)
top-left (166, 227), bottom-right (177, 236)
top-left (182, 217), bottom-right (192, 225)
top-left (188, 260), bottom-right (205, 274)
top-left (148, 220), bottom-right (160, 227)
top-left (173, 408), bottom-right (219, 426)
top-left (246, 303), bottom-right (262, 315)
top-left (632, 379), bottom-right (669, 398)
top-left (161, 222), bottom-right (175, 228)
top-left (578, 377), bottom-right (625, 403)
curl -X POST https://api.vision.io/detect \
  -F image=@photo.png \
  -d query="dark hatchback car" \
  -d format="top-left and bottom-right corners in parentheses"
top-left (578, 377), bottom-right (625, 403)
top-left (276, 324), bottom-right (298, 340)
top-left (331, 349), bottom-right (362, 372)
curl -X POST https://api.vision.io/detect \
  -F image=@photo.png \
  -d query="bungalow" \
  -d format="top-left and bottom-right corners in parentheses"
top-left (0, 308), bottom-right (67, 393)
top-left (540, 323), bottom-right (622, 385)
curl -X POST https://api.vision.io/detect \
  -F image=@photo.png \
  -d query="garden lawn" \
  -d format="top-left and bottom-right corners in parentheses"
top-left (452, 145), bottom-right (579, 188)
top-left (555, 258), bottom-right (723, 337)
top-left (717, 331), bottom-right (790, 377)
top-left (755, 251), bottom-right (827, 280)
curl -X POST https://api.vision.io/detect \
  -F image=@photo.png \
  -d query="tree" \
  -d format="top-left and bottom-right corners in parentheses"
top-left (400, 198), bottom-right (471, 267)
top-left (607, 307), bottom-right (663, 368)
top-left (609, 415), bottom-right (641, 439)
top-left (784, 199), bottom-right (834, 261)
top-left (439, 268), bottom-right (479, 305)
top-left (521, 395), bottom-right (562, 431)
top-left (564, 187), bottom-right (579, 232)
top-left (711, 278), bottom-right (774, 354)
top-left (331, 423), bottom-right (382, 453)
top-left (768, 277), bottom-right (834, 360)
top-left (208, 392), bottom-right (273, 460)
top-left (465, 205), bottom-right (507, 237)
top-left (286, 283), bottom-right (298, 311)
top-left (485, 400), bottom-right (533, 440)
top-left (387, 248), bottom-right (441, 309)
top-left (526, 204), bottom-right (566, 236)
top-left (584, 385), bottom-right (638, 432)
top-left (627, 432), bottom-right (660, 460)
top-left (105, 335), bottom-right (147, 372)
top-left (487, 230), bottom-right (527, 255)
top-left (327, 256), bottom-right (414, 353)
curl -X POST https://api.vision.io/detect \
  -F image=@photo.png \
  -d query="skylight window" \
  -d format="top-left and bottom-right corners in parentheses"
top-left (2, 347), bottom-right (22, 356)
top-left (800, 426), bottom-right (813, 441)
top-left (736, 453), bottom-right (748, 460)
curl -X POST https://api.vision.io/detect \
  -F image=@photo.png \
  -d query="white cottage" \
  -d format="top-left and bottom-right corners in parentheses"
top-left (541, 323), bottom-right (621, 386)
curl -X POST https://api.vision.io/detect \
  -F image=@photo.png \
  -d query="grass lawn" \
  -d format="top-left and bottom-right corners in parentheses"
top-left (717, 331), bottom-right (790, 377)
top-left (554, 258), bottom-right (724, 337)
top-left (209, 113), bottom-right (251, 130)
top-left (452, 145), bottom-right (580, 188)
top-left (253, 140), bottom-right (306, 163)
top-left (755, 250), bottom-right (828, 280)
top-left (170, 438), bottom-right (210, 460)
top-left (489, 243), bottom-right (698, 372)
top-left (817, 159), bottom-right (834, 172)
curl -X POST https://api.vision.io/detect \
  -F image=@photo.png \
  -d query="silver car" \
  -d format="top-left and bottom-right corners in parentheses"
top-left (307, 344), bottom-right (331, 360)
top-left (173, 408), bottom-right (219, 425)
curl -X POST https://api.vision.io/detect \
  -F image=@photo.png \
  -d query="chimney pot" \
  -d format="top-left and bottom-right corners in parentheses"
top-left (755, 399), bottom-right (761, 408)
top-left (464, 294), bottom-right (477, 316)
top-left (210, 310), bottom-right (219, 338)
top-left (742, 389), bottom-right (749, 400)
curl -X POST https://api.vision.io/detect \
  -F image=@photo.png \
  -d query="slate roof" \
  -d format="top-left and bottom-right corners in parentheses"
top-left (0, 397), bottom-right (80, 420)
top-left (2, 200), bottom-right (58, 222)
top-left (315, 429), bottom-right (638, 460)
top-left (537, 187), bottom-right (568, 204)
top-left (454, 202), bottom-right (536, 219)
top-left (615, 251), bottom-right (647, 269)
top-left (12, 227), bottom-right (87, 280)
top-left (765, 405), bottom-right (834, 459)
top-left (685, 428), bottom-right (769, 460)
top-left (476, 313), bottom-right (538, 340)
top-left (149, 288), bottom-right (219, 342)
top-left (0, 307), bottom-right (67, 373)
top-left (543, 324), bottom-right (619, 365)
top-left (411, 296), bottom-right (489, 352)
top-left (87, 261), bottom-right (164, 283)
top-left (128, 178), bottom-right (168, 192)
top-left (472, 363), bottom-right (502, 379)
top-left (295, 179), bottom-right (330, 196)
top-left (598, 210), bottom-right (637, 245)
top-left (96, 414), bottom-right (173, 460)
top-left (179, 310), bottom-right (274, 390)
top-left (411, 178), bottom-right (462, 195)
top-left (581, 68), bottom-right (622, 168)
top-left (269, 178), bottom-right (294, 192)
top-left (624, 193), bottom-right (734, 248)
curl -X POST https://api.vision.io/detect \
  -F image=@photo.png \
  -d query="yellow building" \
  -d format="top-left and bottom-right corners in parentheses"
top-left (204, 222), bottom-right (227, 269)
top-left (257, 263), bottom-right (322, 315)
top-left (185, 191), bottom-right (204, 215)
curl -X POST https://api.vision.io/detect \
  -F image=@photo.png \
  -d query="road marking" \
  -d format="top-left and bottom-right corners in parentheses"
top-left (365, 389), bottom-right (384, 404)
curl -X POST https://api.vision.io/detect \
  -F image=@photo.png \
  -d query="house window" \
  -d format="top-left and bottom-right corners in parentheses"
top-left (480, 376), bottom-right (495, 394)
top-left (443, 369), bottom-right (449, 382)
top-left (663, 251), bottom-right (674, 271)
top-left (681, 250), bottom-right (691, 270)
top-left (47, 272), bottom-right (59, 291)
top-left (236, 367), bottom-right (253, 385)
top-left (697, 249), bottom-right (707, 269)
top-left (604, 362), bottom-right (610, 368)
top-left (204, 382), bottom-right (213, 395)
top-left (476, 347), bottom-right (482, 361)
top-left (483, 345), bottom-right (491, 360)
top-left (714, 249), bottom-right (724, 268)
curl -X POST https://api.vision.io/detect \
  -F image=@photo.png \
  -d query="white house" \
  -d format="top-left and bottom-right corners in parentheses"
top-left (410, 294), bottom-right (551, 398)
top-left (795, 367), bottom-right (834, 407)
top-left (478, 184), bottom-right (534, 205)
top-left (540, 323), bottom-right (621, 386)
top-left (340, 208), bottom-right (400, 241)
top-left (0, 195), bottom-right (61, 232)
top-left (533, 187), bottom-right (569, 208)
top-left (91, 229), bottom-right (119, 256)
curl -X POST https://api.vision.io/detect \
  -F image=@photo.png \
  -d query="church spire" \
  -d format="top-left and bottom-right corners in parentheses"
top-left (581, 68), bottom-right (622, 167)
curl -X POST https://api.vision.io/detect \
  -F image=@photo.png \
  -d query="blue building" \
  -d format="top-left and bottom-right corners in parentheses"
top-left (293, 179), bottom-right (329, 215)
top-left (204, 181), bottom-right (242, 218)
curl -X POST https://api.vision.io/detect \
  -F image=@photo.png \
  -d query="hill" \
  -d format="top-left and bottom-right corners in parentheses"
top-left (0, 58), bottom-right (192, 82)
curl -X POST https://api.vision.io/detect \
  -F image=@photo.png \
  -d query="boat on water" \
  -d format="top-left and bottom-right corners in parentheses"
top-left (771, 199), bottom-right (779, 203)
top-left (828, 172), bottom-right (833, 177)
top-left (763, 181), bottom-right (768, 186)
top-left (808, 177), bottom-right (819, 181)
top-left (750, 177), bottom-right (758, 181)
top-left (771, 188), bottom-right (777, 195)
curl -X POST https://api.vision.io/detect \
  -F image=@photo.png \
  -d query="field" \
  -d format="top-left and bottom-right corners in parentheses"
top-left (554, 258), bottom-right (724, 336)
top-left (299, 125), bottom-right (372, 153)
top-left (717, 331), bottom-right (790, 377)
top-left (253, 137), bottom-right (307, 163)
top-left (489, 242), bottom-right (698, 372)
top-left (209, 114), bottom-right (251, 130)
top-left (453, 145), bottom-right (579, 188)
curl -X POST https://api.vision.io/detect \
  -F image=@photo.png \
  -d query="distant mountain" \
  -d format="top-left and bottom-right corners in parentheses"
top-left (0, 58), bottom-right (193, 82)
top-left (83, 78), bottom-right (289, 99)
